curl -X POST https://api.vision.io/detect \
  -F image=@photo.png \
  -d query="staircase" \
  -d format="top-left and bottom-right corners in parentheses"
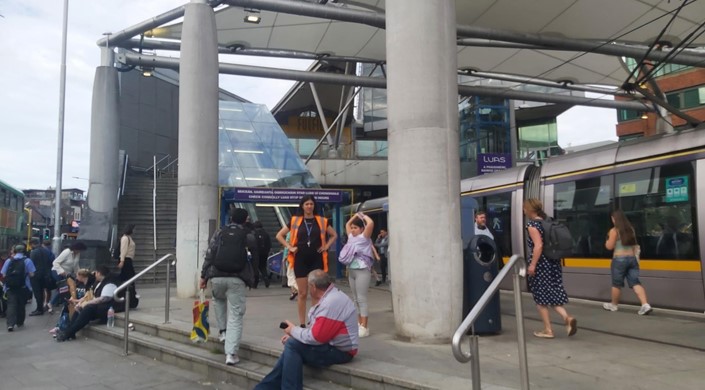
top-left (117, 174), bottom-right (177, 284)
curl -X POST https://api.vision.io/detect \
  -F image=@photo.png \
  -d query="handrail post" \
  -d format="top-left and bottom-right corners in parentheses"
top-left (470, 335), bottom-right (481, 389)
top-left (513, 262), bottom-right (530, 390)
top-left (165, 259), bottom-right (171, 324)
top-left (123, 292), bottom-right (130, 356)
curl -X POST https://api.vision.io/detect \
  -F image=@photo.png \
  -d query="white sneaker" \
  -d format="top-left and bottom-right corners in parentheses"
top-left (602, 302), bottom-right (618, 312)
top-left (638, 303), bottom-right (653, 316)
top-left (218, 331), bottom-right (226, 343)
top-left (225, 354), bottom-right (239, 365)
top-left (358, 325), bottom-right (370, 338)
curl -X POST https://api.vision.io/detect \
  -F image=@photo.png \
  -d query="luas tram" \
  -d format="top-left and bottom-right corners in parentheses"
top-left (349, 128), bottom-right (705, 312)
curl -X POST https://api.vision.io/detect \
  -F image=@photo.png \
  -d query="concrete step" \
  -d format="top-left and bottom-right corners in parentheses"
top-left (83, 320), bottom-right (353, 390)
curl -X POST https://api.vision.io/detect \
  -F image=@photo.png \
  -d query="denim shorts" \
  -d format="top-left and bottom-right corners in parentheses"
top-left (611, 256), bottom-right (641, 288)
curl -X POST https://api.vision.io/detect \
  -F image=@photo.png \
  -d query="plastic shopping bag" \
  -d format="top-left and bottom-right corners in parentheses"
top-left (190, 289), bottom-right (210, 343)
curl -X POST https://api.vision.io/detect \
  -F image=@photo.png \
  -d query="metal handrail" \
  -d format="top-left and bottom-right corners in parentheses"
top-left (160, 157), bottom-right (178, 173)
top-left (451, 254), bottom-right (529, 390)
top-left (145, 154), bottom-right (170, 174)
top-left (113, 253), bottom-right (175, 355)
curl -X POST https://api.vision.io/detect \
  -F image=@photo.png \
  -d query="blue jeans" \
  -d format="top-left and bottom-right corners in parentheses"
top-left (611, 256), bottom-right (641, 288)
top-left (254, 338), bottom-right (354, 390)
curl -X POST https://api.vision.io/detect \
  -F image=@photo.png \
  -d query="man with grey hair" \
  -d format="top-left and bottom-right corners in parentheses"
top-left (255, 269), bottom-right (358, 390)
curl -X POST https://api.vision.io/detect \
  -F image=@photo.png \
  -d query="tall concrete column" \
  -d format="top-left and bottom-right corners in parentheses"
top-left (386, 0), bottom-right (462, 342)
top-left (176, 0), bottom-right (219, 298)
top-left (80, 46), bottom-right (120, 267)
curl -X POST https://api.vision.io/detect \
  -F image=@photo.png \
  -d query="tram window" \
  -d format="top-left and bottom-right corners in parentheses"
top-left (616, 162), bottom-right (697, 260)
top-left (554, 176), bottom-right (613, 258)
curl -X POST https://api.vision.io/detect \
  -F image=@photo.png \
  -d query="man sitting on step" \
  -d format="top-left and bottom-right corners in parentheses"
top-left (254, 269), bottom-right (358, 390)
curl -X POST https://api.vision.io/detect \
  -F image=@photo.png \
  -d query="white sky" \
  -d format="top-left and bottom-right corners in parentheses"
top-left (0, 0), bottom-right (617, 193)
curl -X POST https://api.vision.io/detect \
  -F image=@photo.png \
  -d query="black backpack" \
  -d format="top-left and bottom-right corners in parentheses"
top-left (539, 218), bottom-right (573, 260)
top-left (5, 258), bottom-right (26, 290)
top-left (212, 225), bottom-right (249, 273)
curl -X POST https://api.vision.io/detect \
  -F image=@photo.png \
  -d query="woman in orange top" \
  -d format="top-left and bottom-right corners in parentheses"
top-left (276, 195), bottom-right (337, 327)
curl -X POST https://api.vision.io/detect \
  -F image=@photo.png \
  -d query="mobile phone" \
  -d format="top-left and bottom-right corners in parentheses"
top-left (279, 322), bottom-right (288, 329)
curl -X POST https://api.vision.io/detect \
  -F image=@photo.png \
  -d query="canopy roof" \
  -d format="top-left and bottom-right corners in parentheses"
top-left (148, 0), bottom-right (705, 90)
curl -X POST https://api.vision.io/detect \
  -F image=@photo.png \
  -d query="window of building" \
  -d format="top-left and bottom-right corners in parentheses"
top-left (517, 120), bottom-right (559, 162)
top-left (623, 58), bottom-right (690, 78)
top-left (665, 86), bottom-right (705, 110)
top-left (617, 109), bottom-right (641, 122)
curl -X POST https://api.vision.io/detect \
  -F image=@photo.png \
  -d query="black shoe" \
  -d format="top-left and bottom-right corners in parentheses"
top-left (289, 291), bottom-right (298, 301)
top-left (29, 310), bottom-right (44, 316)
top-left (56, 331), bottom-right (68, 342)
top-left (7, 325), bottom-right (14, 332)
top-left (264, 278), bottom-right (270, 288)
top-left (375, 280), bottom-right (382, 286)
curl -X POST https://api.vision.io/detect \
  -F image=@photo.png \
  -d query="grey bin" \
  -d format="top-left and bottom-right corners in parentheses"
top-left (462, 234), bottom-right (502, 334)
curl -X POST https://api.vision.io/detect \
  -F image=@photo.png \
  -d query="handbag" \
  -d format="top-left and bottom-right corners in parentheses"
top-left (190, 289), bottom-right (210, 343)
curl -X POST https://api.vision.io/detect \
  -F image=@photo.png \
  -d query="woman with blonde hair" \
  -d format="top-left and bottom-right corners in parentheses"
top-left (523, 198), bottom-right (577, 339)
top-left (603, 209), bottom-right (652, 315)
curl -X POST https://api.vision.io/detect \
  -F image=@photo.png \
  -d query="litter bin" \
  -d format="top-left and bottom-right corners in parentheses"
top-left (462, 234), bottom-right (502, 334)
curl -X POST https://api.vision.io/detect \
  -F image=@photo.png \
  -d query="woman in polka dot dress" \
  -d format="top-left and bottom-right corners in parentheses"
top-left (523, 198), bottom-right (577, 339)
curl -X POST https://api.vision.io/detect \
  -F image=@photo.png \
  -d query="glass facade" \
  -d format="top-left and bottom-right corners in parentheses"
top-left (218, 101), bottom-right (318, 189)
top-left (459, 96), bottom-right (511, 178)
top-left (517, 120), bottom-right (560, 162)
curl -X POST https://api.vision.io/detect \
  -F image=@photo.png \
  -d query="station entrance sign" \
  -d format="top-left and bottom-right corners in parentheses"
top-left (225, 187), bottom-right (344, 203)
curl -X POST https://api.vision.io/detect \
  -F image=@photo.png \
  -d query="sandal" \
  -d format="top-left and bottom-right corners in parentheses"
top-left (566, 317), bottom-right (577, 336)
top-left (533, 330), bottom-right (554, 339)
top-left (289, 291), bottom-right (298, 301)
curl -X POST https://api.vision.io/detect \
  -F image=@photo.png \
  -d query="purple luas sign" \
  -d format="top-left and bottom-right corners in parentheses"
top-left (478, 153), bottom-right (512, 174)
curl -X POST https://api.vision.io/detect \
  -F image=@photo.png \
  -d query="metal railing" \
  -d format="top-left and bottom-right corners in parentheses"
top-left (145, 154), bottom-right (170, 175)
top-left (451, 254), bottom-right (530, 390)
top-left (113, 253), bottom-right (175, 355)
top-left (159, 157), bottom-right (178, 177)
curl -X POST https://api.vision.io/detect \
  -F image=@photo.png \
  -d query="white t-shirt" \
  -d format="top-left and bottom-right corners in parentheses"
top-left (474, 224), bottom-right (494, 240)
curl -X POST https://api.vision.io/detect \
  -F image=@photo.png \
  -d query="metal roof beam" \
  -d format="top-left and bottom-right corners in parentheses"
top-left (225, 0), bottom-right (705, 68)
top-left (119, 51), bottom-right (654, 111)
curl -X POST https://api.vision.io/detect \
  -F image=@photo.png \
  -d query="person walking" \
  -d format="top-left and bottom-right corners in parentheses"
top-left (341, 212), bottom-right (376, 337)
top-left (200, 208), bottom-right (257, 366)
top-left (28, 238), bottom-right (52, 316)
top-left (1, 245), bottom-right (36, 332)
top-left (603, 209), bottom-right (653, 315)
top-left (276, 195), bottom-right (337, 327)
top-left (253, 221), bottom-right (272, 288)
top-left (523, 199), bottom-right (577, 339)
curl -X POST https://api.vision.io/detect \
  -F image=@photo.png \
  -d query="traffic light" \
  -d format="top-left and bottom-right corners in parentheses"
top-left (43, 228), bottom-right (51, 240)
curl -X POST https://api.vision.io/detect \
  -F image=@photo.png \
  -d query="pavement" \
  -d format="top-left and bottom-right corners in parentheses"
top-left (3, 278), bottom-right (705, 390)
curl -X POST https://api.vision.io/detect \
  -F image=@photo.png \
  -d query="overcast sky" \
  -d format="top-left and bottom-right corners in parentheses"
top-left (0, 1), bottom-right (616, 193)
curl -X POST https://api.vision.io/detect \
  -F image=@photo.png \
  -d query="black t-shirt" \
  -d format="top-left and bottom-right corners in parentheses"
top-left (288, 216), bottom-right (328, 261)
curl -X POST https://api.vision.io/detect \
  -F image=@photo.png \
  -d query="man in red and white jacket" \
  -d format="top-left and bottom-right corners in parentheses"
top-left (255, 269), bottom-right (358, 390)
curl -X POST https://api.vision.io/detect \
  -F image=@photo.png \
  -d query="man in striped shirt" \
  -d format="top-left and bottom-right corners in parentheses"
top-left (255, 269), bottom-right (359, 390)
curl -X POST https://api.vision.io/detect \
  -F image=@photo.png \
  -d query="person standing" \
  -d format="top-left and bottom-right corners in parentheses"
top-left (200, 208), bottom-right (257, 366)
top-left (254, 270), bottom-right (358, 390)
top-left (523, 199), bottom-right (577, 339)
top-left (276, 195), bottom-right (337, 327)
top-left (1, 245), bottom-right (36, 332)
top-left (253, 221), bottom-right (272, 288)
top-left (603, 209), bottom-right (653, 315)
top-left (28, 238), bottom-right (52, 316)
top-left (41, 240), bottom-right (56, 312)
top-left (374, 228), bottom-right (389, 286)
top-left (342, 212), bottom-right (376, 337)
top-left (118, 224), bottom-right (138, 302)
top-left (474, 211), bottom-right (495, 240)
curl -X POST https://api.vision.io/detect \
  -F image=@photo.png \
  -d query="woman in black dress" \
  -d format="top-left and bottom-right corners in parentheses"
top-left (523, 198), bottom-right (577, 339)
top-left (275, 195), bottom-right (337, 326)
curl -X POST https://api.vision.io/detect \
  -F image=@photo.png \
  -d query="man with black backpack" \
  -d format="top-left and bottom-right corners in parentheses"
top-left (1, 245), bottom-right (36, 332)
top-left (252, 221), bottom-right (272, 288)
top-left (200, 208), bottom-right (257, 366)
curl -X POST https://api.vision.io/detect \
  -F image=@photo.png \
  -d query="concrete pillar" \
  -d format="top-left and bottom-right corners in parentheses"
top-left (80, 46), bottom-right (120, 269)
top-left (176, 0), bottom-right (219, 298)
top-left (87, 47), bottom-right (120, 215)
top-left (386, 0), bottom-right (462, 342)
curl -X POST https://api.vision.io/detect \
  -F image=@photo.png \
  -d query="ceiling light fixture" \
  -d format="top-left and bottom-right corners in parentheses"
top-left (244, 8), bottom-right (261, 24)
